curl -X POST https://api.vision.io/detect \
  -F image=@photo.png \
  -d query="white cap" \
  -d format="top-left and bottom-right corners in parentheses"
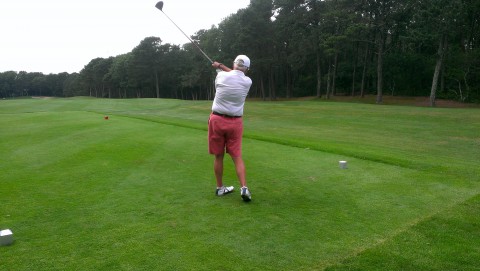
top-left (234, 55), bottom-right (251, 68)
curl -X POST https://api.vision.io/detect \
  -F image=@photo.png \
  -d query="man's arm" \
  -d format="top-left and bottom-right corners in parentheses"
top-left (212, 61), bottom-right (232, 72)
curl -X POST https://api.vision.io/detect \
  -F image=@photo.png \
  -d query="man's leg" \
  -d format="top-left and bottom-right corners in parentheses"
top-left (232, 156), bottom-right (251, 201)
top-left (215, 153), bottom-right (235, 196)
top-left (214, 153), bottom-right (225, 187)
top-left (232, 156), bottom-right (247, 188)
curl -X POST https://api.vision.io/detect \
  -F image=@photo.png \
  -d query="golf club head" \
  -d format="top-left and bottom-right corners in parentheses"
top-left (153, 0), bottom-right (213, 64)
top-left (155, 1), bottom-right (164, 11)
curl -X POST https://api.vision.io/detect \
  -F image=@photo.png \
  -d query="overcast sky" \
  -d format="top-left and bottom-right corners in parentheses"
top-left (0, 0), bottom-right (250, 74)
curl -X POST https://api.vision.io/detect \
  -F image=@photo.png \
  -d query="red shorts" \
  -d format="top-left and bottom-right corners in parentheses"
top-left (208, 113), bottom-right (243, 157)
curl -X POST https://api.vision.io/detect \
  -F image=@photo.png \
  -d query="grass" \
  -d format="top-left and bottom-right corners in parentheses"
top-left (0, 97), bottom-right (479, 270)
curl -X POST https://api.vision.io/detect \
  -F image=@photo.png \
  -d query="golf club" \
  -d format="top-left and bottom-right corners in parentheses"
top-left (155, 1), bottom-right (214, 64)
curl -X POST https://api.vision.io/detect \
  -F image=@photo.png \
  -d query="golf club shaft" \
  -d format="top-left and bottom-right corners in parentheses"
top-left (160, 11), bottom-right (214, 64)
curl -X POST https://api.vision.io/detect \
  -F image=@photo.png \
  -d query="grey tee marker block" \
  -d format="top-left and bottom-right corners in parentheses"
top-left (0, 229), bottom-right (14, 246)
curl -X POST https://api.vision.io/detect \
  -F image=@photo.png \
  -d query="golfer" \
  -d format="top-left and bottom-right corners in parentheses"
top-left (209, 55), bottom-right (252, 202)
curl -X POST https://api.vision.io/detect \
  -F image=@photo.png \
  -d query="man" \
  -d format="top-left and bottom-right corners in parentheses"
top-left (208, 55), bottom-right (252, 202)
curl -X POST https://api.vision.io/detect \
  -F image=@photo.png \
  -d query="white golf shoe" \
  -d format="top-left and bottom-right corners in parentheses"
top-left (216, 186), bottom-right (234, 196)
top-left (241, 186), bottom-right (251, 202)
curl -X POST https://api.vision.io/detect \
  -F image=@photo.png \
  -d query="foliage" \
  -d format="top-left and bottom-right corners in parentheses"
top-left (0, 0), bottom-right (479, 104)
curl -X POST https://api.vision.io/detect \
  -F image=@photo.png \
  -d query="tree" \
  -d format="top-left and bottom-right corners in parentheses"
top-left (80, 58), bottom-right (113, 97)
top-left (106, 54), bottom-right (131, 98)
top-left (273, 0), bottom-right (311, 98)
top-left (241, 0), bottom-right (275, 100)
top-left (410, 0), bottom-right (465, 106)
top-left (307, 0), bottom-right (330, 98)
top-left (444, 0), bottom-right (480, 103)
top-left (0, 71), bottom-right (17, 98)
top-left (359, 0), bottom-right (412, 103)
top-left (63, 73), bottom-right (83, 97)
top-left (4, 0), bottom-right (479, 103)
top-left (129, 37), bottom-right (162, 98)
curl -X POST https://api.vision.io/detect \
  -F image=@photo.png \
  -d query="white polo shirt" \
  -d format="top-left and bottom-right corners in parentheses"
top-left (212, 70), bottom-right (252, 116)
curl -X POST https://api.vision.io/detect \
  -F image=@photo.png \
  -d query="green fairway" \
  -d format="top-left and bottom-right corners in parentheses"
top-left (1, 97), bottom-right (479, 270)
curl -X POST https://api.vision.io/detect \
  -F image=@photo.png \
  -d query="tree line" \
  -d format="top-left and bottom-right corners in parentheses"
top-left (1, 0), bottom-right (479, 105)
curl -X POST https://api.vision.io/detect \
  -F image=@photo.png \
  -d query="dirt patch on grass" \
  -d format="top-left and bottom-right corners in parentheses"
top-left (31, 96), bottom-right (55, 99)
top-left (411, 97), bottom-right (479, 108)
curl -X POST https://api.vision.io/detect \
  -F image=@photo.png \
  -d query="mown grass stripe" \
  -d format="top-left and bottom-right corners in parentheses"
top-left (1, 98), bottom-right (479, 270)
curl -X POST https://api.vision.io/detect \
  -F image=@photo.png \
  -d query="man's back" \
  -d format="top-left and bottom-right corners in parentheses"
top-left (212, 70), bottom-right (252, 116)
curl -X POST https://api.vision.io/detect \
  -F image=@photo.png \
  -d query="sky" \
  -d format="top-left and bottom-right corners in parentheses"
top-left (0, 0), bottom-right (250, 74)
